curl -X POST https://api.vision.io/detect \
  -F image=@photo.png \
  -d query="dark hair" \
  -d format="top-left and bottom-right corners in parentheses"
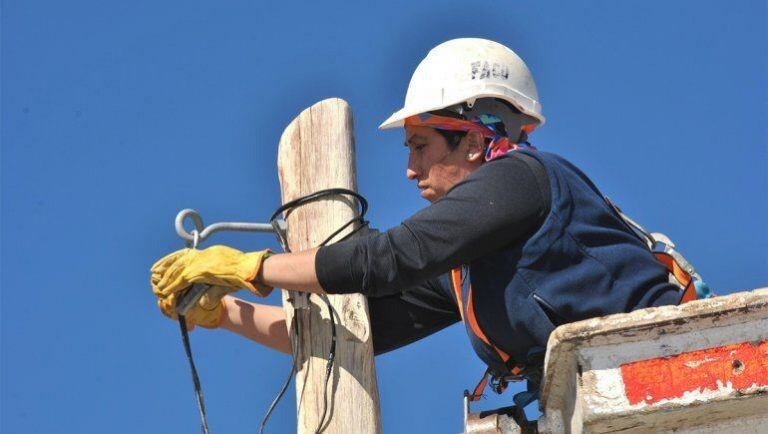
top-left (427, 108), bottom-right (466, 150)
top-left (429, 99), bottom-right (518, 150)
top-left (435, 129), bottom-right (467, 151)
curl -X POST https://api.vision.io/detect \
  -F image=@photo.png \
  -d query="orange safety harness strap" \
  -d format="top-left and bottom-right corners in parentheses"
top-left (604, 195), bottom-right (701, 305)
top-left (451, 268), bottom-right (523, 401)
top-left (452, 250), bottom-right (699, 402)
top-left (654, 251), bottom-right (698, 304)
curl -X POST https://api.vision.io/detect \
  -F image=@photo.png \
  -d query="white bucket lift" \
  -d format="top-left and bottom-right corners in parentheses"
top-left (538, 287), bottom-right (768, 433)
top-left (463, 288), bottom-right (768, 433)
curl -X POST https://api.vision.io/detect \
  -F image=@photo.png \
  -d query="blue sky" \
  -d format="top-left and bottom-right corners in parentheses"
top-left (2, 1), bottom-right (766, 433)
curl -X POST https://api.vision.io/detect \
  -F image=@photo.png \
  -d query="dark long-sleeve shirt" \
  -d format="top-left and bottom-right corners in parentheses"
top-left (315, 153), bottom-right (551, 354)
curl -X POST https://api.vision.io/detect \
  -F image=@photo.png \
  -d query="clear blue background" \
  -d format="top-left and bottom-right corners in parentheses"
top-left (2, 1), bottom-right (766, 433)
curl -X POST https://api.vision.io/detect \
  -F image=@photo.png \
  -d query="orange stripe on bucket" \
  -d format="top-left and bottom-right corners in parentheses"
top-left (620, 340), bottom-right (768, 405)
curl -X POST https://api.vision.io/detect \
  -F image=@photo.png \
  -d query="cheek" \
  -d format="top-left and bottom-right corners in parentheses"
top-left (426, 149), bottom-right (452, 172)
top-left (422, 156), bottom-right (441, 180)
top-left (423, 146), bottom-right (446, 172)
top-left (429, 166), bottom-right (451, 187)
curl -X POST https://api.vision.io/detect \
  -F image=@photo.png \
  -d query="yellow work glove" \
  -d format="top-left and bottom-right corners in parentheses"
top-left (156, 285), bottom-right (232, 330)
top-left (151, 245), bottom-right (273, 299)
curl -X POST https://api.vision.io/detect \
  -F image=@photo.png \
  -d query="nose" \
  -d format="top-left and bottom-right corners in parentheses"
top-left (406, 167), bottom-right (418, 181)
top-left (406, 152), bottom-right (419, 180)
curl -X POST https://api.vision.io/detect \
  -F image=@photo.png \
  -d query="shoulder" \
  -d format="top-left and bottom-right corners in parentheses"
top-left (458, 151), bottom-right (550, 199)
top-left (473, 151), bottom-right (548, 180)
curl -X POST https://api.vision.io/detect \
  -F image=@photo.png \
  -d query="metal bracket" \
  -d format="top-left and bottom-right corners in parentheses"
top-left (174, 209), bottom-right (285, 313)
top-left (173, 209), bottom-right (312, 313)
top-left (177, 283), bottom-right (214, 316)
top-left (270, 218), bottom-right (289, 251)
top-left (288, 291), bottom-right (310, 310)
top-left (175, 208), bottom-right (277, 246)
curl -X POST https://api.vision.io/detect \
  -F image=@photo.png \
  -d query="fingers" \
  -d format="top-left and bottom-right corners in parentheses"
top-left (151, 245), bottom-right (250, 296)
top-left (153, 250), bottom-right (199, 296)
top-left (153, 268), bottom-right (188, 297)
top-left (150, 246), bottom-right (246, 330)
top-left (157, 297), bottom-right (179, 325)
top-left (150, 248), bottom-right (191, 295)
top-left (150, 248), bottom-right (189, 275)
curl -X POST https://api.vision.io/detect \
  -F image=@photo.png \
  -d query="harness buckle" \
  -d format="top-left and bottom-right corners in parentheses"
top-left (490, 370), bottom-right (526, 395)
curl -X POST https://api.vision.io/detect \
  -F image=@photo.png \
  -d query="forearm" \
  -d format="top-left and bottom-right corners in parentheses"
top-left (257, 248), bottom-right (325, 294)
top-left (219, 295), bottom-right (292, 354)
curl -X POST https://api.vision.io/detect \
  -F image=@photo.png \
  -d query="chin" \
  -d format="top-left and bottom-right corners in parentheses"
top-left (420, 189), bottom-right (439, 202)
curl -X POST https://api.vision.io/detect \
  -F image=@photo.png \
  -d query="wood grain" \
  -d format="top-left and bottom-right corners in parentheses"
top-left (277, 98), bottom-right (382, 434)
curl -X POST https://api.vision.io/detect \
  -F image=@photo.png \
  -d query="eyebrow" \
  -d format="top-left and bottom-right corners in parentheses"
top-left (404, 134), bottom-right (428, 147)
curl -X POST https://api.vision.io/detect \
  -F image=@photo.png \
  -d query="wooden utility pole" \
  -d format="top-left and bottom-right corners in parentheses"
top-left (276, 98), bottom-right (382, 433)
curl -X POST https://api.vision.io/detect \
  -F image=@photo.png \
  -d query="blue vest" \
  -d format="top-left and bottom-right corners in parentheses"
top-left (454, 151), bottom-right (681, 375)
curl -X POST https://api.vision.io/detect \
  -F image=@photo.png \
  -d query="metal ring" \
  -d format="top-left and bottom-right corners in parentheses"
top-left (192, 229), bottom-right (200, 249)
top-left (175, 209), bottom-right (205, 245)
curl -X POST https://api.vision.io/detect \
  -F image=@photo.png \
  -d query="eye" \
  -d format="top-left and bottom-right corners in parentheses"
top-left (413, 143), bottom-right (426, 151)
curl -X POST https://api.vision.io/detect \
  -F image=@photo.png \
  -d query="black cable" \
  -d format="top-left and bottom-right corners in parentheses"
top-left (309, 190), bottom-right (366, 433)
top-left (269, 188), bottom-right (368, 224)
top-left (259, 188), bottom-right (369, 434)
top-left (178, 315), bottom-right (211, 434)
top-left (174, 188), bottom-right (367, 434)
top-left (258, 307), bottom-right (301, 434)
top-left (314, 296), bottom-right (337, 434)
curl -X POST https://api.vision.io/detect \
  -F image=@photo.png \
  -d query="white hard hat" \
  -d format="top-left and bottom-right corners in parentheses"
top-left (380, 38), bottom-right (544, 130)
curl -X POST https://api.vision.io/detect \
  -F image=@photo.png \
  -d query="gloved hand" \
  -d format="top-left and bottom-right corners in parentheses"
top-left (151, 245), bottom-right (273, 299)
top-left (156, 285), bottom-right (232, 330)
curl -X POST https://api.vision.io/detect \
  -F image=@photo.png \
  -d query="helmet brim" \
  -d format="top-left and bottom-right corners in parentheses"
top-left (379, 96), bottom-right (546, 131)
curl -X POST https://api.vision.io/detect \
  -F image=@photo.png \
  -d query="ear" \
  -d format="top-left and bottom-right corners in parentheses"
top-left (464, 131), bottom-right (486, 163)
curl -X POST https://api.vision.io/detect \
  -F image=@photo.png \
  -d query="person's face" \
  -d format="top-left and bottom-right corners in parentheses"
top-left (404, 125), bottom-right (484, 202)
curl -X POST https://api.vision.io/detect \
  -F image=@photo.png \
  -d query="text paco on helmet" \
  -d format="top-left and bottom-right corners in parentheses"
top-left (379, 38), bottom-right (544, 130)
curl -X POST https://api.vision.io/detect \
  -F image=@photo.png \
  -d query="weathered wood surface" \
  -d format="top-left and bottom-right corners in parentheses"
top-left (538, 287), bottom-right (768, 434)
top-left (276, 98), bottom-right (382, 434)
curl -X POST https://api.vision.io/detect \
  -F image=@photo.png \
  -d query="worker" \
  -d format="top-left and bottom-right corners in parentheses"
top-left (151, 38), bottom-right (683, 403)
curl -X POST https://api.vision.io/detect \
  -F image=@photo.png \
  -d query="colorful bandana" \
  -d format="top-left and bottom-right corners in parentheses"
top-left (404, 113), bottom-right (536, 161)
